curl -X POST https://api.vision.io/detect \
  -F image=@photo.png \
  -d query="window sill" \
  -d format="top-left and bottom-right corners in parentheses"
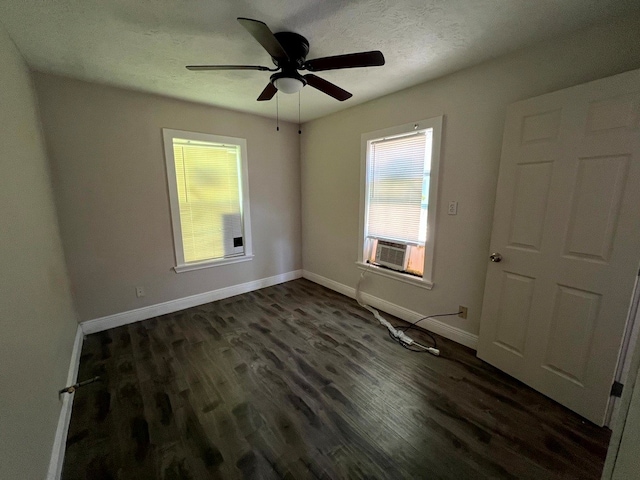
top-left (355, 261), bottom-right (434, 290)
top-left (174, 255), bottom-right (254, 273)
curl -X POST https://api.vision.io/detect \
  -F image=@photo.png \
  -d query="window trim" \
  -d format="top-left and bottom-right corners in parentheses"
top-left (357, 116), bottom-right (443, 287)
top-left (355, 261), bottom-right (434, 290)
top-left (162, 128), bottom-right (253, 273)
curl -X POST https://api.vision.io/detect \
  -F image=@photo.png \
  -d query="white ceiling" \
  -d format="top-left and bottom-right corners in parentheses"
top-left (1, 0), bottom-right (639, 122)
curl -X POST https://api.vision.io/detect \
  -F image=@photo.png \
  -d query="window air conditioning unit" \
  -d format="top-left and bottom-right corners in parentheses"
top-left (375, 240), bottom-right (408, 272)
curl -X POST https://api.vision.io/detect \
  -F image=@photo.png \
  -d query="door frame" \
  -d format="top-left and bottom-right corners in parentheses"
top-left (603, 277), bottom-right (640, 477)
top-left (605, 271), bottom-right (640, 426)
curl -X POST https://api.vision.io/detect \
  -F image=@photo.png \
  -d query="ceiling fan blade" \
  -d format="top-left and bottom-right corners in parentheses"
top-left (304, 74), bottom-right (352, 101)
top-left (186, 65), bottom-right (275, 71)
top-left (304, 51), bottom-right (385, 72)
top-left (257, 83), bottom-right (278, 101)
top-left (237, 17), bottom-right (289, 60)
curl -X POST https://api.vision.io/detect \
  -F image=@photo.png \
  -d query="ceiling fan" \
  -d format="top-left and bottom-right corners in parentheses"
top-left (186, 17), bottom-right (385, 102)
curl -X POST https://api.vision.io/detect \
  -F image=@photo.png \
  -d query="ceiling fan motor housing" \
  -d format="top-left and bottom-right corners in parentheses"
top-left (270, 32), bottom-right (310, 90)
top-left (272, 31), bottom-right (310, 68)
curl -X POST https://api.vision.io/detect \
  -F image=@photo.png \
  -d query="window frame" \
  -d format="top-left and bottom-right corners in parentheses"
top-left (357, 116), bottom-right (443, 289)
top-left (162, 128), bottom-right (253, 273)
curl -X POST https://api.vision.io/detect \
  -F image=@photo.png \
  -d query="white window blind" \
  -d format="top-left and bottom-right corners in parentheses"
top-left (172, 140), bottom-right (244, 263)
top-left (366, 131), bottom-right (432, 244)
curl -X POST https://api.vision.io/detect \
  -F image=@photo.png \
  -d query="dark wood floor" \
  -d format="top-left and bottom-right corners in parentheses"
top-left (62, 279), bottom-right (611, 480)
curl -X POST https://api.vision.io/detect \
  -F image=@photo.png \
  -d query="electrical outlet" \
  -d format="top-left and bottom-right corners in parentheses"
top-left (136, 286), bottom-right (145, 298)
top-left (458, 306), bottom-right (468, 319)
top-left (448, 201), bottom-right (458, 215)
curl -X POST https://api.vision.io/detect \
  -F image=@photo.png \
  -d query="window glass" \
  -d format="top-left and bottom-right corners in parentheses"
top-left (163, 130), bottom-right (252, 272)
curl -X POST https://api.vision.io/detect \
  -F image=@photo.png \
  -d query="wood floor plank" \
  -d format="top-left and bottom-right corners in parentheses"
top-left (62, 279), bottom-right (611, 479)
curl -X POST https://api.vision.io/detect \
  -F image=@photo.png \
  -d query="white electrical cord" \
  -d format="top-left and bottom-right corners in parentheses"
top-left (355, 266), bottom-right (440, 356)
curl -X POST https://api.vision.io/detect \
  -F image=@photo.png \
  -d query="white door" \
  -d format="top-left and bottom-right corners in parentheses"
top-left (477, 69), bottom-right (640, 426)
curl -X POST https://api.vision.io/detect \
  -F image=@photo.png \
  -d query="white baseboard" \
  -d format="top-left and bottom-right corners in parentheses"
top-left (302, 270), bottom-right (478, 350)
top-left (81, 270), bottom-right (303, 335)
top-left (47, 324), bottom-right (84, 480)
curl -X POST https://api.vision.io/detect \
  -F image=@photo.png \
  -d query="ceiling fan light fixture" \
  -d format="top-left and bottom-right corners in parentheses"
top-left (273, 76), bottom-right (304, 94)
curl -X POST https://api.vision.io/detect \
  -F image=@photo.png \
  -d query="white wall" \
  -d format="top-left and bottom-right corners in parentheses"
top-left (300, 14), bottom-right (640, 338)
top-left (0, 25), bottom-right (79, 480)
top-left (33, 74), bottom-right (302, 322)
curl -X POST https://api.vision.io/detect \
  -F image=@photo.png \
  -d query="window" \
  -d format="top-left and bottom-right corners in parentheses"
top-left (358, 116), bottom-right (443, 288)
top-left (163, 129), bottom-right (252, 273)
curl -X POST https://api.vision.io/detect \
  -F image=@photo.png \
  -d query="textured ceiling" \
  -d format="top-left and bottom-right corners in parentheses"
top-left (1, 0), bottom-right (639, 122)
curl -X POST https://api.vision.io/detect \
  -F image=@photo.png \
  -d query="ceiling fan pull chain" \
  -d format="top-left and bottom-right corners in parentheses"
top-left (276, 92), bottom-right (280, 131)
top-left (298, 91), bottom-right (302, 135)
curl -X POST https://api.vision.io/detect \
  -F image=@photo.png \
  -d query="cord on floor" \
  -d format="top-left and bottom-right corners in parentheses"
top-left (355, 265), bottom-right (461, 355)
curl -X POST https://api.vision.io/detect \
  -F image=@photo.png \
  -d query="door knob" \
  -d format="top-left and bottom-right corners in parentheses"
top-left (489, 252), bottom-right (502, 263)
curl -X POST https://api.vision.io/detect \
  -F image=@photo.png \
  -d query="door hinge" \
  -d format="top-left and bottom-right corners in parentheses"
top-left (611, 381), bottom-right (624, 398)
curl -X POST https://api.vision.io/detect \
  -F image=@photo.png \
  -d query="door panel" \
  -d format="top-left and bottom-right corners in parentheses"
top-left (478, 69), bottom-right (640, 425)
top-left (521, 109), bottom-right (562, 144)
top-left (494, 272), bottom-right (535, 355)
top-left (542, 285), bottom-right (600, 385)
top-left (509, 162), bottom-right (553, 250)
top-left (565, 155), bottom-right (627, 261)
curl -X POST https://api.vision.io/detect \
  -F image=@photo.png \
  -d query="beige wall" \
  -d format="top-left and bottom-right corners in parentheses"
top-left (33, 74), bottom-right (302, 321)
top-left (300, 14), bottom-right (640, 337)
top-left (0, 26), bottom-right (79, 480)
